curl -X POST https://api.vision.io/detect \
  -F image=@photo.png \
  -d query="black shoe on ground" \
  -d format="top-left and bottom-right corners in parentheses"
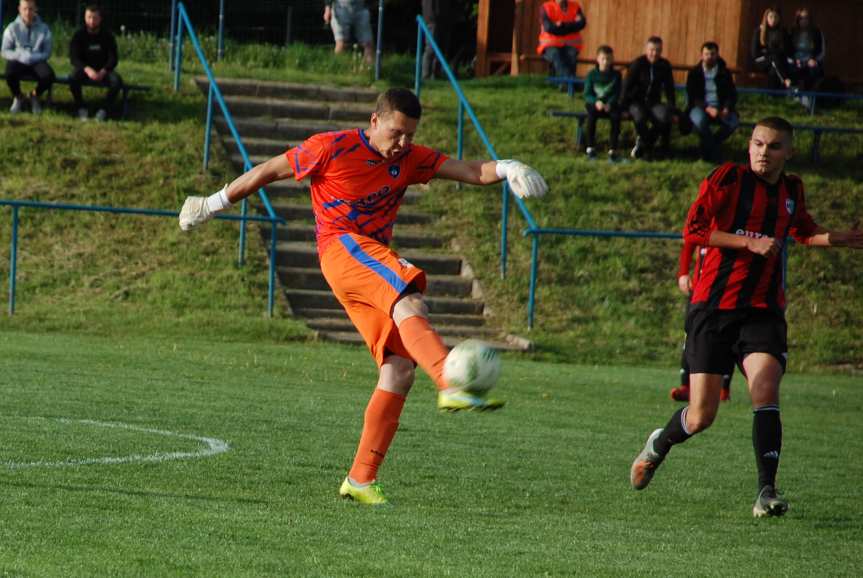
top-left (753, 485), bottom-right (789, 518)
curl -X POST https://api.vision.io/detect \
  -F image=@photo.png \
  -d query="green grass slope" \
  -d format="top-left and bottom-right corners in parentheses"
top-left (0, 32), bottom-right (861, 372)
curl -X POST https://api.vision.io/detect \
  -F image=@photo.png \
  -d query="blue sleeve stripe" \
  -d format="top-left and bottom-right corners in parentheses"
top-left (339, 234), bottom-right (407, 293)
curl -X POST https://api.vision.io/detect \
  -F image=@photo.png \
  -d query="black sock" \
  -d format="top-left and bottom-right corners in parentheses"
top-left (753, 405), bottom-right (782, 489)
top-left (654, 407), bottom-right (693, 456)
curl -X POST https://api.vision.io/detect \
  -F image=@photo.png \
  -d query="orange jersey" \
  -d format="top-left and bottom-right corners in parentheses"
top-left (286, 129), bottom-right (448, 256)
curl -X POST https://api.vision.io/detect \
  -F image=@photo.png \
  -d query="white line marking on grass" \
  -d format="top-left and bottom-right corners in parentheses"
top-left (3, 418), bottom-right (230, 470)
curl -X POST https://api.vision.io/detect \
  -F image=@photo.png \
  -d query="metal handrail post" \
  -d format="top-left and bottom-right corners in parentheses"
top-left (169, 0), bottom-right (177, 70)
top-left (8, 206), bottom-right (18, 316)
top-left (414, 25), bottom-right (423, 97)
top-left (238, 198), bottom-right (248, 267)
top-left (173, 20), bottom-right (183, 91)
top-left (527, 232), bottom-right (539, 329)
top-left (217, 0), bottom-right (225, 61)
top-left (456, 100), bottom-right (464, 160)
top-left (268, 220), bottom-right (277, 317)
top-left (500, 183), bottom-right (510, 278)
top-left (374, 0), bottom-right (383, 81)
top-left (203, 84), bottom-right (214, 170)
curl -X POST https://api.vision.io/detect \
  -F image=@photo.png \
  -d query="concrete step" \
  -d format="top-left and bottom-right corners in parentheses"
top-left (267, 202), bottom-right (434, 226)
top-left (316, 330), bottom-right (527, 351)
top-left (196, 77), bottom-right (378, 103)
top-left (294, 307), bottom-right (488, 328)
top-left (306, 317), bottom-right (498, 338)
top-left (265, 223), bottom-right (445, 249)
top-left (275, 242), bottom-right (462, 275)
top-left (221, 136), bottom-right (291, 158)
top-left (221, 95), bottom-right (371, 123)
top-left (214, 117), bottom-right (354, 141)
top-left (277, 267), bottom-right (473, 298)
top-left (284, 289), bottom-right (484, 315)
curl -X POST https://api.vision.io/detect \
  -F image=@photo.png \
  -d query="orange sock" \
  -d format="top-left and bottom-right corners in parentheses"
top-left (349, 389), bottom-right (406, 484)
top-left (398, 315), bottom-right (449, 390)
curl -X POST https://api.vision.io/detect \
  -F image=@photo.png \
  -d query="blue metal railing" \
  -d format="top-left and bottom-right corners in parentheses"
top-left (414, 16), bottom-right (539, 282)
top-left (171, 1), bottom-right (285, 318)
top-left (2, 199), bottom-right (279, 316)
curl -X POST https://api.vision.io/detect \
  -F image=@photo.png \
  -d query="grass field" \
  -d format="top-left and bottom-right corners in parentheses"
top-left (1, 331), bottom-right (861, 576)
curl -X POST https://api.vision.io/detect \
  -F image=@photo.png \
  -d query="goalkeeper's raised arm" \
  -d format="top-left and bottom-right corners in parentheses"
top-left (178, 154), bottom-right (294, 231)
top-left (434, 158), bottom-right (548, 199)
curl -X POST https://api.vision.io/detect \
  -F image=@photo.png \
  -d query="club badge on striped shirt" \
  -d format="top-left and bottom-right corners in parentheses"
top-left (785, 198), bottom-right (795, 215)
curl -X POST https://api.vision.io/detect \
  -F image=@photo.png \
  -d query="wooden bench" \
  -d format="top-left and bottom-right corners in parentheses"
top-left (0, 71), bottom-right (150, 118)
top-left (550, 109), bottom-right (863, 161)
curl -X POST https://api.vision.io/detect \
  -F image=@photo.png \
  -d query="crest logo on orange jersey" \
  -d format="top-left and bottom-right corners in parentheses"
top-left (389, 164), bottom-right (400, 178)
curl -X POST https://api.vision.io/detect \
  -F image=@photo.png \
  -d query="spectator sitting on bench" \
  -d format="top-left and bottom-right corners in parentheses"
top-left (623, 36), bottom-right (676, 159)
top-left (583, 44), bottom-right (621, 161)
top-left (686, 41), bottom-right (738, 162)
top-left (69, 4), bottom-right (122, 121)
top-left (789, 8), bottom-right (824, 92)
top-left (537, 0), bottom-right (586, 85)
top-left (1, 0), bottom-right (54, 115)
top-left (751, 7), bottom-right (791, 90)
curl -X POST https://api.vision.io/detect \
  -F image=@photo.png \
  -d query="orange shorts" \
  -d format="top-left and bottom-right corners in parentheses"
top-left (319, 233), bottom-right (427, 367)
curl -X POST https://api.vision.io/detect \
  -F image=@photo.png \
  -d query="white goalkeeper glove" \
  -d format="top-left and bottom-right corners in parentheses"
top-left (495, 160), bottom-right (548, 199)
top-left (179, 185), bottom-right (232, 231)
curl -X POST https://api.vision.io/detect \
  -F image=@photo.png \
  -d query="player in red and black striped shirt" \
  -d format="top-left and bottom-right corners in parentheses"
top-left (630, 117), bottom-right (863, 517)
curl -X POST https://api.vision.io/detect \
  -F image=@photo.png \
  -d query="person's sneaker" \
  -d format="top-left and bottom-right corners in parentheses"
top-left (670, 385), bottom-right (690, 402)
top-left (753, 485), bottom-right (788, 518)
top-left (437, 388), bottom-right (505, 412)
top-left (720, 386), bottom-right (731, 402)
top-left (95, 109), bottom-right (107, 122)
top-left (29, 94), bottom-right (42, 115)
top-left (77, 107), bottom-right (89, 121)
top-left (339, 477), bottom-right (389, 506)
top-left (9, 96), bottom-right (23, 114)
top-left (630, 428), bottom-right (664, 490)
top-left (630, 137), bottom-right (643, 159)
top-left (607, 149), bottom-right (617, 162)
top-left (586, 146), bottom-right (597, 159)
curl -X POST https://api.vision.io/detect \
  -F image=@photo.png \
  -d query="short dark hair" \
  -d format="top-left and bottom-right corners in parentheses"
top-left (597, 45), bottom-right (613, 56)
top-left (375, 88), bottom-right (422, 120)
top-left (84, 3), bottom-right (101, 14)
top-left (647, 36), bottom-right (663, 46)
top-left (702, 41), bottom-right (719, 52)
top-left (756, 116), bottom-right (794, 139)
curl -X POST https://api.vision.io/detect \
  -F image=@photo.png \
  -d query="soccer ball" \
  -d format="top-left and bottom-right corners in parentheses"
top-left (443, 339), bottom-right (501, 394)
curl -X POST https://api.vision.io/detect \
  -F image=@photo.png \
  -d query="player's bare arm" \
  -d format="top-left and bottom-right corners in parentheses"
top-left (435, 158), bottom-right (548, 199)
top-left (178, 154), bottom-right (294, 231)
top-left (798, 223), bottom-right (863, 248)
top-left (708, 230), bottom-right (783, 256)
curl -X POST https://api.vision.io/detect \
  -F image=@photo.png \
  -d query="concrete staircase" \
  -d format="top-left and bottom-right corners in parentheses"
top-left (197, 77), bottom-right (529, 351)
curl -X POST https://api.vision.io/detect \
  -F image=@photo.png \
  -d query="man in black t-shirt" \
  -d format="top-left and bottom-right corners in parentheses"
top-left (630, 117), bottom-right (863, 518)
top-left (68, 4), bottom-right (122, 121)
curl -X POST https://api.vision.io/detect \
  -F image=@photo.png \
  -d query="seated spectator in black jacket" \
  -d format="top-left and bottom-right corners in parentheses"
top-left (623, 36), bottom-right (676, 159)
top-left (751, 7), bottom-right (791, 90)
top-left (789, 8), bottom-right (825, 91)
top-left (69, 4), bottom-right (122, 121)
top-left (686, 42), bottom-right (738, 162)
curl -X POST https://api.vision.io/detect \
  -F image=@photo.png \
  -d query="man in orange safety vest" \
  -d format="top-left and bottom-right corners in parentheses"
top-left (537, 0), bottom-right (587, 81)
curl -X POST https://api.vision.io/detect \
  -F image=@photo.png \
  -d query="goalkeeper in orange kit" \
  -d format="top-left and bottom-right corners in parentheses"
top-left (178, 88), bottom-right (547, 505)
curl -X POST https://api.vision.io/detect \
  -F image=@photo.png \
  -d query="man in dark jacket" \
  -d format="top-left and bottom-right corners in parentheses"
top-left (686, 42), bottom-right (738, 162)
top-left (68, 4), bottom-right (122, 121)
top-left (623, 36), bottom-right (676, 159)
top-left (421, 0), bottom-right (452, 80)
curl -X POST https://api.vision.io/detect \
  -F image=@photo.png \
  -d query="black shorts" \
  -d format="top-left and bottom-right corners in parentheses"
top-left (684, 307), bottom-right (787, 375)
